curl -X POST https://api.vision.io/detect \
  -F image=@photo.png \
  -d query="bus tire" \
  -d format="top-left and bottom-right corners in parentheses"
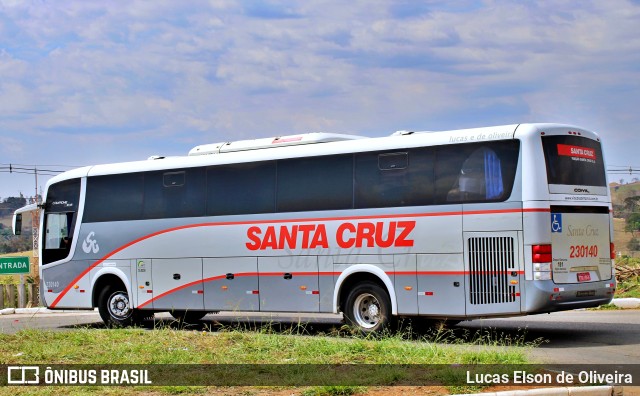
top-left (343, 281), bottom-right (392, 334)
top-left (98, 285), bottom-right (140, 328)
top-left (170, 310), bottom-right (207, 324)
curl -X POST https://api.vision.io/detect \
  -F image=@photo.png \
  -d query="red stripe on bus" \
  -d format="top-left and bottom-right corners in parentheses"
top-left (138, 278), bottom-right (203, 309)
top-left (126, 268), bottom-right (527, 309)
top-left (49, 208), bottom-right (542, 308)
top-left (398, 270), bottom-right (525, 276)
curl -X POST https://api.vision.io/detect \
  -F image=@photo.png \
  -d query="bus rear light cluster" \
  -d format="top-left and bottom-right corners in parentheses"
top-left (532, 244), bottom-right (552, 263)
top-left (532, 244), bottom-right (552, 281)
top-left (610, 243), bottom-right (616, 260)
top-left (533, 263), bottom-right (551, 272)
top-left (534, 272), bottom-right (552, 281)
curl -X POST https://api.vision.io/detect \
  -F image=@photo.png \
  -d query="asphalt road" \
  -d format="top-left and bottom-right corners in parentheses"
top-left (458, 310), bottom-right (640, 365)
top-left (1, 309), bottom-right (638, 365)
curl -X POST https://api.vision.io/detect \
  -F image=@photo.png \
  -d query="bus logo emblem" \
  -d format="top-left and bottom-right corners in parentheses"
top-left (551, 214), bottom-right (562, 233)
top-left (82, 232), bottom-right (100, 254)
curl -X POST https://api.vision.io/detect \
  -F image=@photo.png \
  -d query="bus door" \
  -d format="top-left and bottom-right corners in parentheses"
top-left (464, 231), bottom-right (523, 315)
top-left (150, 258), bottom-right (204, 311)
top-left (258, 256), bottom-right (319, 312)
top-left (203, 257), bottom-right (259, 311)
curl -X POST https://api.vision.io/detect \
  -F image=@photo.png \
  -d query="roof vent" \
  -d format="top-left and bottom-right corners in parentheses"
top-left (391, 130), bottom-right (415, 136)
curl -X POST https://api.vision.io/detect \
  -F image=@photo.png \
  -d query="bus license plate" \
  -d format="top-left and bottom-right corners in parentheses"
top-left (577, 272), bottom-right (591, 282)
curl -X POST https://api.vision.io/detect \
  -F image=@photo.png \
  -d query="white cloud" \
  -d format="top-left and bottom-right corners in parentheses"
top-left (0, 0), bottom-right (639, 197)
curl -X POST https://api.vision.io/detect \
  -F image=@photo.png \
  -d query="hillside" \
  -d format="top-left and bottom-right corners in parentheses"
top-left (610, 180), bottom-right (640, 208)
top-left (610, 180), bottom-right (640, 256)
top-left (0, 211), bottom-right (32, 230)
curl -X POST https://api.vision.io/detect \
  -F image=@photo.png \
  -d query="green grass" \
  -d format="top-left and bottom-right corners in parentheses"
top-left (0, 325), bottom-right (534, 365)
top-left (0, 323), bottom-right (539, 395)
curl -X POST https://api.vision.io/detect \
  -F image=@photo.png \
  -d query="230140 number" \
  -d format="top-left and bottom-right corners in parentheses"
top-left (570, 245), bottom-right (598, 258)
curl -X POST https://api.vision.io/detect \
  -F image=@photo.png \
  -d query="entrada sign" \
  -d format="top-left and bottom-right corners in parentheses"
top-left (0, 256), bottom-right (30, 275)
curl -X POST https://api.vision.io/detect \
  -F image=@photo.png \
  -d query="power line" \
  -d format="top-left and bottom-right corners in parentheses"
top-left (0, 162), bottom-right (83, 168)
top-left (0, 166), bottom-right (65, 176)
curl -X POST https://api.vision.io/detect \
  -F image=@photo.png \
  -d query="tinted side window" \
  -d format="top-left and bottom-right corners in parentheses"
top-left (436, 140), bottom-right (520, 204)
top-left (355, 149), bottom-right (435, 208)
top-left (144, 168), bottom-right (206, 219)
top-left (207, 162), bottom-right (276, 216)
top-left (277, 155), bottom-right (353, 212)
top-left (84, 173), bottom-right (144, 222)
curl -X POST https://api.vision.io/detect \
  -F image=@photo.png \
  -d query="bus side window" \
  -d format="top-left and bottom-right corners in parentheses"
top-left (44, 213), bottom-right (71, 250)
top-left (355, 149), bottom-right (434, 208)
top-left (444, 146), bottom-right (503, 202)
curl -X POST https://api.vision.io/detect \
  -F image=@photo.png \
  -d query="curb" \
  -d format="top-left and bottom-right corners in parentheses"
top-left (611, 298), bottom-right (640, 309)
top-left (0, 307), bottom-right (99, 315)
top-left (455, 385), bottom-right (620, 396)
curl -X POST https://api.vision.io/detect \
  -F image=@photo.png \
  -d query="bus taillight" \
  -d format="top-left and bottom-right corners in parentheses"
top-left (532, 244), bottom-right (552, 281)
top-left (610, 243), bottom-right (616, 259)
top-left (532, 244), bottom-right (552, 263)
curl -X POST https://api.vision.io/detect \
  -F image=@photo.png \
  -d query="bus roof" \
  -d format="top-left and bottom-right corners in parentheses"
top-left (44, 123), bottom-right (599, 187)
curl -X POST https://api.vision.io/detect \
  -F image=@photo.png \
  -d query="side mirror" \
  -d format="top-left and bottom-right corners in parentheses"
top-left (13, 213), bottom-right (22, 236)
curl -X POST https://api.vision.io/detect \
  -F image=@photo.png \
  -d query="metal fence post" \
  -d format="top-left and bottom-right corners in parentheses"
top-left (28, 284), bottom-right (38, 307)
top-left (7, 285), bottom-right (16, 308)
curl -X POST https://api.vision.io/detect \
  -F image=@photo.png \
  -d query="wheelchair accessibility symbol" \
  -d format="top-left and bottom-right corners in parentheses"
top-left (551, 213), bottom-right (562, 233)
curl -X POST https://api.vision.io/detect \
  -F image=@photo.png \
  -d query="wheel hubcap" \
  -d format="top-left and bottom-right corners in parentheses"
top-left (353, 293), bottom-right (381, 329)
top-left (108, 292), bottom-right (131, 319)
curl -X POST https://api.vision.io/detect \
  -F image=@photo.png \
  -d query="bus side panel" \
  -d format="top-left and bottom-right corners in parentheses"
top-left (416, 254), bottom-right (465, 317)
top-left (41, 261), bottom-right (92, 308)
top-left (150, 258), bottom-right (204, 311)
top-left (134, 259), bottom-right (153, 309)
top-left (394, 254), bottom-right (417, 315)
top-left (318, 255), bottom-right (334, 312)
top-left (203, 257), bottom-right (259, 312)
top-left (258, 256), bottom-right (320, 312)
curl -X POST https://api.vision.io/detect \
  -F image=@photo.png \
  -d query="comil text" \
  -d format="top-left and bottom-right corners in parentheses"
top-left (246, 221), bottom-right (416, 251)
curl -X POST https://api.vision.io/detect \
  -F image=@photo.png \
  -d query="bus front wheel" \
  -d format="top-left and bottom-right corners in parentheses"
top-left (98, 286), bottom-right (140, 327)
top-left (343, 281), bottom-right (392, 334)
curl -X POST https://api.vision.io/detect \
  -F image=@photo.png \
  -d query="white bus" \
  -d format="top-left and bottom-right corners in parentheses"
top-left (14, 123), bottom-right (616, 332)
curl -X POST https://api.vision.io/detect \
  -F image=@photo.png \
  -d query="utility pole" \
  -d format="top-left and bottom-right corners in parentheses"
top-left (30, 167), bottom-right (41, 302)
top-left (33, 166), bottom-right (40, 258)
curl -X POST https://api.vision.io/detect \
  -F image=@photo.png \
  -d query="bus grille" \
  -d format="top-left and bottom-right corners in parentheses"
top-left (468, 236), bottom-right (516, 305)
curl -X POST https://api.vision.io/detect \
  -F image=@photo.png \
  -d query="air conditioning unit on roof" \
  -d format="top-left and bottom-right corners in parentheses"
top-left (188, 132), bottom-right (365, 156)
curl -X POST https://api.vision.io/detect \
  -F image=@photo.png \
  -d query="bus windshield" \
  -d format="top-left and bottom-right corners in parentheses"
top-left (542, 135), bottom-right (606, 189)
top-left (42, 178), bottom-right (81, 265)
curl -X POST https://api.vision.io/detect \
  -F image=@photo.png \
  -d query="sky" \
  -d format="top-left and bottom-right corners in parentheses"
top-left (1, 0), bottom-right (640, 200)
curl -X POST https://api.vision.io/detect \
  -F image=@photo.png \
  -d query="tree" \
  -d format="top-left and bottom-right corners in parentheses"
top-left (625, 213), bottom-right (640, 235)
top-left (627, 237), bottom-right (640, 252)
top-left (1, 196), bottom-right (27, 210)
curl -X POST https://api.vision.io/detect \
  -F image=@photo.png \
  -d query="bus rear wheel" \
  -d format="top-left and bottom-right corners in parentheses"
top-left (343, 281), bottom-right (392, 334)
top-left (98, 285), bottom-right (141, 327)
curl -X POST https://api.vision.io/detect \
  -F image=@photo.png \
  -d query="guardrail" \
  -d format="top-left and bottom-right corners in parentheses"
top-left (0, 284), bottom-right (39, 308)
